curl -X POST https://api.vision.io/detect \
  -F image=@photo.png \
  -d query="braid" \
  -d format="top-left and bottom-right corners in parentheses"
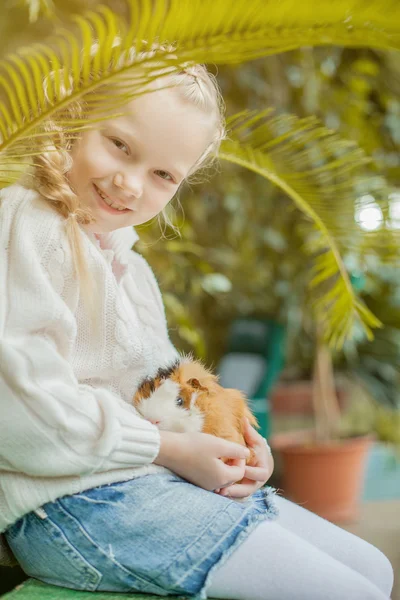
top-left (22, 129), bottom-right (97, 323)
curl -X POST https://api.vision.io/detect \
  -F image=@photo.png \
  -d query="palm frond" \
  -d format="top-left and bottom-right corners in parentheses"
top-left (0, 7), bottom-right (180, 181)
top-left (219, 110), bottom-right (384, 348)
top-left (1, 0), bottom-right (400, 185)
top-left (21, 0), bottom-right (400, 55)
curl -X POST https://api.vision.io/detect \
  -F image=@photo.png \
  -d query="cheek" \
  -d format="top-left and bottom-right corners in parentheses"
top-left (143, 187), bottom-right (176, 217)
top-left (84, 145), bottom-right (115, 178)
top-left (138, 397), bottom-right (179, 421)
top-left (69, 136), bottom-right (115, 182)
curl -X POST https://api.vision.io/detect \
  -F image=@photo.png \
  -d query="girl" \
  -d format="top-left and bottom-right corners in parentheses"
top-left (0, 42), bottom-right (394, 600)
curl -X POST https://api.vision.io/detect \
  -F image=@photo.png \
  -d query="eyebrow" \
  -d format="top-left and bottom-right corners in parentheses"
top-left (109, 124), bottom-right (185, 182)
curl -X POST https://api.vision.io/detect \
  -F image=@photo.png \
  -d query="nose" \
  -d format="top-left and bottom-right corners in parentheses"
top-left (113, 171), bottom-right (143, 200)
top-left (149, 419), bottom-right (160, 425)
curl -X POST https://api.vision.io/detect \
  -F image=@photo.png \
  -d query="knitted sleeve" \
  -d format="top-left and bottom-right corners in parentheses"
top-left (0, 187), bottom-right (161, 478)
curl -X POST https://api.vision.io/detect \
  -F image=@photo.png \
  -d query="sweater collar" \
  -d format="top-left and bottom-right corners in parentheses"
top-left (92, 226), bottom-right (139, 283)
top-left (96, 226), bottom-right (139, 260)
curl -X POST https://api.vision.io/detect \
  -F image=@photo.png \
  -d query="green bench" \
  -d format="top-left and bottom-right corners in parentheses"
top-left (3, 579), bottom-right (223, 599)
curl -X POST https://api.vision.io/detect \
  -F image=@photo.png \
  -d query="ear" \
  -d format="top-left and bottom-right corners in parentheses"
top-left (187, 378), bottom-right (208, 392)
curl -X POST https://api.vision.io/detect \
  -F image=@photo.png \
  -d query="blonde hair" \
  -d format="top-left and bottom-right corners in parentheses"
top-left (21, 40), bottom-right (226, 316)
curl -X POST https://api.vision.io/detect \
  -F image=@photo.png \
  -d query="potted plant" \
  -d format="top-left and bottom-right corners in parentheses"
top-left (270, 266), bottom-right (400, 522)
top-left (271, 340), bottom-right (375, 522)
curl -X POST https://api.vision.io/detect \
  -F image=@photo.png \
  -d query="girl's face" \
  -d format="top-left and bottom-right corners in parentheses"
top-left (67, 86), bottom-right (215, 233)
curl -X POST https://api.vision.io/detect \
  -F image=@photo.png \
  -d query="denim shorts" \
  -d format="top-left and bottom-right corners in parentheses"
top-left (5, 473), bottom-right (278, 599)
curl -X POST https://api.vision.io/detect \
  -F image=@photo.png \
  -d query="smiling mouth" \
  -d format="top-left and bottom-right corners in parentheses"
top-left (93, 184), bottom-right (131, 213)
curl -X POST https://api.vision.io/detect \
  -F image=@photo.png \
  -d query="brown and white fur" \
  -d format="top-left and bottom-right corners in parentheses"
top-left (133, 357), bottom-right (259, 467)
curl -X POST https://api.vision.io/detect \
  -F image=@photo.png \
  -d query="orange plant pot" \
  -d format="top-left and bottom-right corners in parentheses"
top-left (270, 381), bottom-right (348, 415)
top-left (278, 435), bottom-right (373, 523)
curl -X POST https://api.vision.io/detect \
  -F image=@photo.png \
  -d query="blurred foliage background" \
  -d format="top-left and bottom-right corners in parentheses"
top-left (1, 0), bottom-right (400, 415)
top-left (137, 48), bottom-right (400, 414)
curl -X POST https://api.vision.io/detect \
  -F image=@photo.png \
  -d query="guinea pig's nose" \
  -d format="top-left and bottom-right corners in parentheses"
top-left (149, 419), bottom-right (160, 425)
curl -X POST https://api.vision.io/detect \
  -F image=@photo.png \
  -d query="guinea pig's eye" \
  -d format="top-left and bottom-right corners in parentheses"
top-left (176, 397), bottom-right (184, 407)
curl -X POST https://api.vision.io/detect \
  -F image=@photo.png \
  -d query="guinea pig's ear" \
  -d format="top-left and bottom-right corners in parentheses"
top-left (187, 378), bottom-right (208, 392)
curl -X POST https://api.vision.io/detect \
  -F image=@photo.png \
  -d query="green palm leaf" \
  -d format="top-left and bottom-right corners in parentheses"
top-left (19, 0), bottom-right (400, 53)
top-left (1, 0), bottom-right (400, 171)
top-left (219, 110), bottom-right (384, 348)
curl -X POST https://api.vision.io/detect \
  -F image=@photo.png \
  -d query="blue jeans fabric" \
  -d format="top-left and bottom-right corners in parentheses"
top-left (5, 473), bottom-right (278, 599)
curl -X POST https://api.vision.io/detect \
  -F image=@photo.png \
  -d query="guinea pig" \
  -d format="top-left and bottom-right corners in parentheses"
top-left (133, 357), bottom-right (259, 466)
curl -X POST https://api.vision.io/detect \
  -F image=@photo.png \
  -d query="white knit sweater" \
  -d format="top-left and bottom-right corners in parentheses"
top-left (0, 184), bottom-right (179, 565)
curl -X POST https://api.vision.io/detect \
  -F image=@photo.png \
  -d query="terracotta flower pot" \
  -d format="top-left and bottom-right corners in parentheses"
top-left (276, 435), bottom-right (373, 523)
top-left (270, 380), bottom-right (348, 414)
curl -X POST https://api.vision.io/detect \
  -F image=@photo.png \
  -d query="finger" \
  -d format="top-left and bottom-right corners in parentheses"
top-left (223, 462), bottom-right (246, 484)
top-left (220, 482), bottom-right (259, 498)
top-left (224, 457), bottom-right (246, 469)
top-left (244, 465), bottom-right (270, 482)
top-left (220, 441), bottom-right (250, 461)
top-left (245, 448), bottom-right (270, 470)
top-left (242, 418), bottom-right (264, 446)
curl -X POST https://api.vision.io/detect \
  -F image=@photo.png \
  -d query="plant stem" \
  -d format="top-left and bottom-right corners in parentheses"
top-left (312, 337), bottom-right (341, 442)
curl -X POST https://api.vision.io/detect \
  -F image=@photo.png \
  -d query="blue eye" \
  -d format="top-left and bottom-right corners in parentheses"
top-left (155, 170), bottom-right (174, 182)
top-left (176, 397), bottom-right (184, 407)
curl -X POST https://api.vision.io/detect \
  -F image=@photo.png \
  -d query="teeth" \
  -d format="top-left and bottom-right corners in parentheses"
top-left (96, 186), bottom-right (126, 211)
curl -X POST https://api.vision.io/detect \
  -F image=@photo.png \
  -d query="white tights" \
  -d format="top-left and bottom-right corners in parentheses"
top-left (207, 495), bottom-right (394, 600)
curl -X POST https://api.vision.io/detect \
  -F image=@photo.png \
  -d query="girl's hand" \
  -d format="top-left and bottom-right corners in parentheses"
top-left (154, 430), bottom-right (250, 491)
top-left (215, 418), bottom-right (274, 499)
